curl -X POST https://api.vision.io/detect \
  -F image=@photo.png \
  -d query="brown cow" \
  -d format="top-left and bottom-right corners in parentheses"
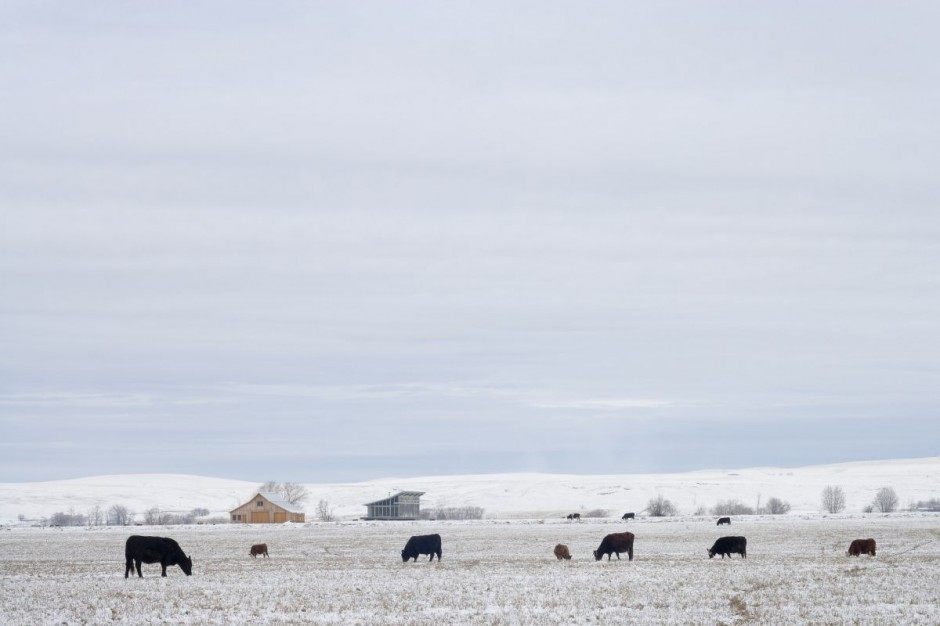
top-left (250, 543), bottom-right (269, 558)
top-left (847, 538), bottom-right (876, 557)
top-left (594, 532), bottom-right (635, 561)
top-left (554, 544), bottom-right (572, 560)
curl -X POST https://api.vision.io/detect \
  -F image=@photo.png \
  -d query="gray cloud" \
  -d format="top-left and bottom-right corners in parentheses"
top-left (1, 2), bottom-right (938, 480)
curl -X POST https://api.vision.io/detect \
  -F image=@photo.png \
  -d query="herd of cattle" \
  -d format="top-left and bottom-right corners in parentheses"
top-left (122, 515), bottom-right (879, 578)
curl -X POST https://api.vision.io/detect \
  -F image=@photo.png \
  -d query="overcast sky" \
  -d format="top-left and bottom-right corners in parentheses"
top-left (1, 2), bottom-right (938, 482)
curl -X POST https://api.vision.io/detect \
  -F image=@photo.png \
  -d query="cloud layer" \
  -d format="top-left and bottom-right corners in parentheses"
top-left (1, 2), bottom-right (938, 480)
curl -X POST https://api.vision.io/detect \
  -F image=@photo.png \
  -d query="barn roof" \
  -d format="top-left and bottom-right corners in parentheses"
top-left (231, 491), bottom-right (305, 514)
top-left (364, 491), bottom-right (425, 506)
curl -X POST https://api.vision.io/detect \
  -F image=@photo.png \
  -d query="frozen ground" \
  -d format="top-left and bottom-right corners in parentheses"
top-left (1, 456), bottom-right (937, 521)
top-left (1, 515), bottom-right (937, 624)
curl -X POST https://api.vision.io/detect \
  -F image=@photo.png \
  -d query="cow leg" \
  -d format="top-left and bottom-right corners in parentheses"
top-left (615, 552), bottom-right (620, 560)
top-left (135, 560), bottom-right (143, 577)
top-left (125, 558), bottom-right (132, 579)
top-left (628, 548), bottom-right (633, 561)
top-left (161, 562), bottom-right (167, 577)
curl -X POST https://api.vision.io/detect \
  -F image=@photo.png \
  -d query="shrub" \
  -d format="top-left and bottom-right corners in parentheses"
top-left (909, 498), bottom-right (940, 512)
top-left (316, 499), bottom-right (335, 522)
top-left (764, 497), bottom-right (791, 515)
top-left (421, 506), bottom-right (485, 520)
top-left (647, 495), bottom-right (678, 517)
top-left (48, 511), bottom-right (86, 526)
top-left (711, 500), bottom-right (755, 516)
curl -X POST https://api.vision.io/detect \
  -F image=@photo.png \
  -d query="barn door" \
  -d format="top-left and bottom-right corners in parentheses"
top-left (273, 512), bottom-right (287, 523)
top-left (250, 511), bottom-right (268, 523)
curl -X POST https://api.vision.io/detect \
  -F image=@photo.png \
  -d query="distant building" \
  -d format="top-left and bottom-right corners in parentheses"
top-left (230, 491), bottom-right (305, 524)
top-left (363, 491), bottom-right (425, 520)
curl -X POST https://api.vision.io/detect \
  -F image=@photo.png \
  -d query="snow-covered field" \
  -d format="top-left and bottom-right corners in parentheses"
top-left (1, 515), bottom-right (937, 624)
top-left (1, 457), bottom-right (937, 522)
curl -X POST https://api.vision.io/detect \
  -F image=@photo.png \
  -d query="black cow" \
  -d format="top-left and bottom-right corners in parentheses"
top-left (566, 513), bottom-right (581, 520)
top-left (593, 532), bottom-right (634, 561)
top-left (622, 512), bottom-right (635, 520)
top-left (716, 517), bottom-right (731, 526)
top-left (125, 535), bottom-right (192, 578)
top-left (401, 534), bottom-right (442, 562)
top-left (708, 536), bottom-right (746, 559)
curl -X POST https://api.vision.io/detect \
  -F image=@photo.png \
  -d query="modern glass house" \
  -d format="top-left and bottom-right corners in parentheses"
top-left (363, 491), bottom-right (425, 520)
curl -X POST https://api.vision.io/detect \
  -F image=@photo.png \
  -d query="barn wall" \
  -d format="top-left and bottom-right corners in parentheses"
top-left (229, 495), bottom-right (304, 523)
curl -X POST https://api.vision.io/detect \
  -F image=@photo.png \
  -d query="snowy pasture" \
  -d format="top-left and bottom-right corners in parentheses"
top-left (1, 515), bottom-right (937, 624)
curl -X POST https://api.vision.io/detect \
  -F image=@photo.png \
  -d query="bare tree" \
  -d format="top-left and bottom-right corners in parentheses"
top-left (764, 497), bottom-right (791, 515)
top-left (316, 499), bottom-right (335, 522)
top-left (280, 482), bottom-right (309, 505)
top-left (647, 495), bottom-right (678, 517)
top-left (107, 504), bottom-right (131, 526)
top-left (86, 504), bottom-right (104, 526)
top-left (821, 485), bottom-right (846, 514)
top-left (258, 481), bottom-right (309, 505)
top-left (144, 507), bottom-right (166, 525)
top-left (872, 487), bottom-right (898, 513)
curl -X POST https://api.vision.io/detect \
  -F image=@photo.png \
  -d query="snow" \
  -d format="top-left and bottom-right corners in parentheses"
top-left (1, 515), bottom-right (937, 623)
top-left (0, 457), bottom-right (936, 522)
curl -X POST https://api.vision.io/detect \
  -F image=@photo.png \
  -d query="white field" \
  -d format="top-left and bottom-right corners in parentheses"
top-left (1, 457), bottom-right (937, 522)
top-left (1, 515), bottom-right (937, 624)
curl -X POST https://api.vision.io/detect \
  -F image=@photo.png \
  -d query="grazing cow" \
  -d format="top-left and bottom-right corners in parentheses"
top-left (716, 517), bottom-right (731, 526)
top-left (250, 543), bottom-right (268, 558)
top-left (593, 532), bottom-right (635, 561)
top-left (847, 538), bottom-right (876, 557)
top-left (708, 536), bottom-right (747, 559)
top-left (401, 534), bottom-right (442, 562)
top-left (622, 512), bottom-right (635, 520)
top-left (566, 513), bottom-right (581, 521)
top-left (125, 535), bottom-right (192, 578)
top-left (554, 544), bottom-right (572, 560)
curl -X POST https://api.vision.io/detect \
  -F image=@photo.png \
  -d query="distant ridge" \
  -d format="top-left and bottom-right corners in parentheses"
top-left (1, 457), bottom-right (936, 522)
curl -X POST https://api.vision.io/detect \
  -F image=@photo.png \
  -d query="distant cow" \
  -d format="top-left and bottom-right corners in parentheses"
top-left (125, 535), bottom-right (193, 578)
top-left (401, 534), bottom-right (442, 562)
top-left (622, 512), bottom-right (635, 520)
top-left (847, 538), bottom-right (876, 557)
top-left (716, 517), bottom-right (731, 525)
top-left (593, 532), bottom-right (635, 561)
top-left (554, 544), bottom-right (572, 560)
top-left (250, 543), bottom-right (268, 558)
top-left (708, 536), bottom-right (746, 559)
top-left (566, 513), bottom-right (581, 521)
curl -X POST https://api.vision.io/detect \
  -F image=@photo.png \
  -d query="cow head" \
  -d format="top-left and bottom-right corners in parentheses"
top-left (401, 549), bottom-right (411, 563)
top-left (593, 549), bottom-right (601, 561)
top-left (180, 555), bottom-right (193, 575)
top-left (707, 548), bottom-right (715, 559)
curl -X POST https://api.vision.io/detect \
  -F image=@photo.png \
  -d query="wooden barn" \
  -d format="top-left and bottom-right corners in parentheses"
top-left (363, 491), bottom-right (424, 520)
top-left (230, 491), bottom-right (305, 524)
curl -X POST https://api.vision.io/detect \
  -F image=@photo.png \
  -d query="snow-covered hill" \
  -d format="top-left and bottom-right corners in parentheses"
top-left (1, 457), bottom-right (936, 522)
